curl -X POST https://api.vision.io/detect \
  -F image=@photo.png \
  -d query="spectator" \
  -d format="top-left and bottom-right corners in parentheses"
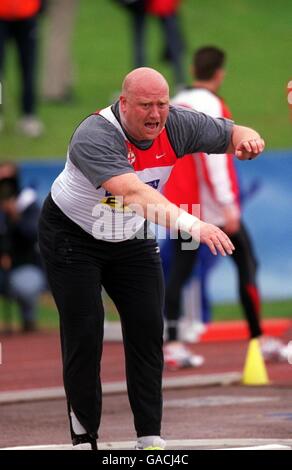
top-left (147, 0), bottom-right (186, 87)
top-left (114, 0), bottom-right (186, 87)
top-left (0, 0), bottom-right (44, 137)
top-left (41, 0), bottom-right (79, 103)
top-left (0, 162), bottom-right (46, 332)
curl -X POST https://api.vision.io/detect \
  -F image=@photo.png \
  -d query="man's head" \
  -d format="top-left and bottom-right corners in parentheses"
top-left (119, 67), bottom-right (170, 141)
top-left (192, 46), bottom-right (226, 90)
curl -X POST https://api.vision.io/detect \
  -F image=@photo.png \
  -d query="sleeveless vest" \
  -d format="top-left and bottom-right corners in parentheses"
top-left (52, 106), bottom-right (178, 241)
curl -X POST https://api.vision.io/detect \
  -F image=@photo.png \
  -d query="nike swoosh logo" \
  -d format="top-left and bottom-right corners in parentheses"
top-left (156, 153), bottom-right (166, 159)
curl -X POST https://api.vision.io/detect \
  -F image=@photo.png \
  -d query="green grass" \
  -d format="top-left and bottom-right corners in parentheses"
top-left (0, 292), bottom-right (120, 331)
top-left (0, 295), bottom-right (59, 331)
top-left (213, 299), bottom-right (292, 322)
top-left (0, 294), bottom-right (291, 331)
top-left (0, 0), bottom-right (291, 160)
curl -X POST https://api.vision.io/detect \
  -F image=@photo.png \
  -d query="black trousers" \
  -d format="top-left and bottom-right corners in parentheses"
top-left (165, 223), bottom-right (262, 341)
top-left (38, 195), bottom-right (164, 440)
top-left (0, 17), bottom-right (38, 115)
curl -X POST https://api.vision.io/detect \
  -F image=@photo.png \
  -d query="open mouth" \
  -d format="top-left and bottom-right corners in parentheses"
top-left (145, 122), bottom-right (159, 130)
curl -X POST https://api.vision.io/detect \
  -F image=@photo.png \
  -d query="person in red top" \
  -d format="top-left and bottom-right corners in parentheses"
top-left (147, 0), bottom-right (180, 15)
top-left (0, 0), bottom-right (41, 19)
top-left (163, 46), bottom-right (287, 369)
top-left (0, 0), bottom-right (44, 137)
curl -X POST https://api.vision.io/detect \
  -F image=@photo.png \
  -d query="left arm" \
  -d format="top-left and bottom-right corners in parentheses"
top-left (167, 106), bottom-right (265, 161)
top-left (227, 125), bottom-right (265, 160)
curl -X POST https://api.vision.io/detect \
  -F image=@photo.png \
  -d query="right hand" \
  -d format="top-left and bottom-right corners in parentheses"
top-left (190, 221), bottom-right (235, 256)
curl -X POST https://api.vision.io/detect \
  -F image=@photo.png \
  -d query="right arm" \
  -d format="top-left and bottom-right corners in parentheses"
top-left (69, 114), bottom-right (234, 255)
top-left (102, 172), bottom-right (234, 256)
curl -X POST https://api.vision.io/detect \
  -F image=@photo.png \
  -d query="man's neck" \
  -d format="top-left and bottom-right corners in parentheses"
top-left (193, 80), bottom-right (218, 94)
top-left (113, 101), bottom-right (153, 150)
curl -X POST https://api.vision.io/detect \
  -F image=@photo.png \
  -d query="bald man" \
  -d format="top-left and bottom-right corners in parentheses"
top-left (38, 67), bottom-right (264, 450)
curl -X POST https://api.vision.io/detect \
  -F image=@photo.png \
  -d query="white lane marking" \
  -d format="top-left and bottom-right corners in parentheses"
top-left (216, 445), bottom-right (291, 450)
top-left (1, 439), bottom-right (292, 451)
top-left (0, 372), bottom-right (241, 404)
top-left (164, 395), bottom-right (278, 408)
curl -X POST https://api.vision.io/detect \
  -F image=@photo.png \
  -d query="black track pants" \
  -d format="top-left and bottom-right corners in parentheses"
top-left (165, 233), bottom-right (199, 341)
top-left (165, 224), bottom-right (261, 340)
top-left (38, 194), bottom-right (164, 440)
top-left (229, 223), bottom-right (262, 338)
top-left (0, 18), bottom-right (38, 115)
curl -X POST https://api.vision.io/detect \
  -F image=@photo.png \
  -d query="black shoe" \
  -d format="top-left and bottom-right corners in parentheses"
top-left (72, 433), bottom-right (98, 450)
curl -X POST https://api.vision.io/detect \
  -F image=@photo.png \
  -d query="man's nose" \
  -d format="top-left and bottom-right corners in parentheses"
top-left (149, 105), bottom-right (160, 119)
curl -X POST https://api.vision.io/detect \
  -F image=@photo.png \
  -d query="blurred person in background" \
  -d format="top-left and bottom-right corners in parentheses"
top-left (0, 0), bottom-right (44, 137)
top-left (41, 0), bottom-right (79, 103)
top-left (0, 163), bottom-right (46, 333)
top-left (118, 0), bottom-right (146, 68)
top-left (163, 46), bottom-right (288, 369)
top-left (114, 0), bottom-right (186, 88)
top-left (147, 0), bottom-right (186, 88)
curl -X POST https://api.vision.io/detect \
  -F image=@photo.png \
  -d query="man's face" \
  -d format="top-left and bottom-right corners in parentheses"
top-left (120, 88), bottom-right (169, 141)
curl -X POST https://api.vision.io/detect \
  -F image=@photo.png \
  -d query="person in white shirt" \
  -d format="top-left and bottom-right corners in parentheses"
top-left (164, 47), bottom-right (287, 369)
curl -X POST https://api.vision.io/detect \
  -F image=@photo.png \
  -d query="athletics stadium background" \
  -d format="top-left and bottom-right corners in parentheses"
top-left (0, 0), bottom-right (291, 327)
top-left (17, 148), bottom-right (292, 328)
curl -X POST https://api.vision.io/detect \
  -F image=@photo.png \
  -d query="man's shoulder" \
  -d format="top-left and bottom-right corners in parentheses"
top-left (70, 113), bottom-right (125, 147)
top-left (166, 103), bottom-right (202, 130)
top-left (168, 103), bottom-right (198, 120)
top-left (73, 113), bottom-right (118, 136)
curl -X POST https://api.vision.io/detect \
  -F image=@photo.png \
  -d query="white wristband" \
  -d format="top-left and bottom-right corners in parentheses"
top-left (175, 212), bottom-right (200, 233)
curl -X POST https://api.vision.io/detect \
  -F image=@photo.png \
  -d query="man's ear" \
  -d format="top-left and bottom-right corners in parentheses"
top-left (215, 68), bottom-right (225, 85)
top-left (119, 95), bottom-right (127, 114)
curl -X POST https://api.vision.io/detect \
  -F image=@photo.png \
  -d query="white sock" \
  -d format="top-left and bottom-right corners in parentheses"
top-left (70, 411), bottom-right (86, 435)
